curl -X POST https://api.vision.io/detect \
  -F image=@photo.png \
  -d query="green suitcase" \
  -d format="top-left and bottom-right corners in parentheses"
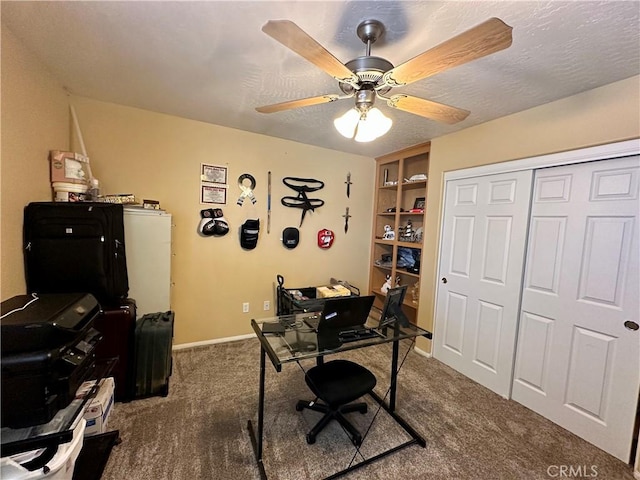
top-left (134, 311), bottom-right (174, 398)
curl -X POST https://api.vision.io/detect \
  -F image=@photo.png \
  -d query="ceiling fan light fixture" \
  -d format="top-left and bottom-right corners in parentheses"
top-left (333, 108), bottom-right (361, 138)
top-left (334, 106), bottom-right (392, 142)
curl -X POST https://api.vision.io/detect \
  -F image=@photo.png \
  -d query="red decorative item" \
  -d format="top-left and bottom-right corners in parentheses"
top-left (317, 229), bottom-right (335, 249)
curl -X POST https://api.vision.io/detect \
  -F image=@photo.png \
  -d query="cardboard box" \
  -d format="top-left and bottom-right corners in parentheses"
top-left (49, 150), bottom-right (90, 184)
top-left (76, 377), bottom-right (115, 436)
top-left (316, 285), bottom-right (351, 298)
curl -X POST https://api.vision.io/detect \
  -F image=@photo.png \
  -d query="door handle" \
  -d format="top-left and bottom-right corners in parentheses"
top-left (624, 320), bottom-right (639, 331)
top-left (441, 277), bottom-right (448, 284)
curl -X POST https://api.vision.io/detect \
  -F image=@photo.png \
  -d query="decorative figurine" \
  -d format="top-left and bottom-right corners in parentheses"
top-left (382, 225), bottom-right (395, 240)
top-left (381, 275), bottom-right (392, 294)
top-left (411, 282), bottom-right (420, 305)
top-left (402, 220), bottom-right (413, 241)
top-left (412, 227), bottom-right (423, 243)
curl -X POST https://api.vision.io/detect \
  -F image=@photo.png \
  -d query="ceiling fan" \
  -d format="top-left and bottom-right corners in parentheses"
top-left (256, 18), bottom-right (513, 138)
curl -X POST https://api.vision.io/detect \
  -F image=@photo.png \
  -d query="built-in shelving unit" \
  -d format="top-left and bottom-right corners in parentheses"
top-left (368, 142), bottom-right (430, 324)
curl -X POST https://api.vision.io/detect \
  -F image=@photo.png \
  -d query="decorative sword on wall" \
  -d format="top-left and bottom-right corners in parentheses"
top-left (345, 172), bottom-right (352, 198)
top-left (343, 207), bottom-right (351, 233)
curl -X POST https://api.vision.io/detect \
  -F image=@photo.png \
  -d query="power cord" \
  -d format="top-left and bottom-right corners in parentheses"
top-left (0, 293), bottom-right (39, 319)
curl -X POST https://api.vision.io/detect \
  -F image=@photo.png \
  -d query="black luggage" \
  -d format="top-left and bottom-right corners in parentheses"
top-left (134, 311), bottom-right (174, 398)
top-left (94, 299), bottom-right (137, 402)
top-left (23, 202), bottom-right (129, 304)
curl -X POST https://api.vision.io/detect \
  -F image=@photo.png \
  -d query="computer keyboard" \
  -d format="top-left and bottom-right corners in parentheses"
top-left (338, 327), bottom-right (382, 343)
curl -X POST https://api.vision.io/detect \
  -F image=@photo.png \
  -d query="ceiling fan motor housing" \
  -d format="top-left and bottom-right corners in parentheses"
top-left (339, 56), bottom-right (394, 95)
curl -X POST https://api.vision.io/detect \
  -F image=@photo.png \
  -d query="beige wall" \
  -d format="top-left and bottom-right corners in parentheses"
top-left (1, 26), bottom-right (70, 298)
top-left (0, 27), bottom-right (374, 346)
top-left (68, 97), bottom-right (374, 345)
top-left (4, 25), bottom-right (638, 350)
top-left (416, 75), bottom-right (640, 351)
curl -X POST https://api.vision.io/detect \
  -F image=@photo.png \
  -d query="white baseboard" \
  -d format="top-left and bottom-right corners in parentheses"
top-left (413, 346), bottom-right (432, 358)
top-left (173, 333), bottom-right (256, 350)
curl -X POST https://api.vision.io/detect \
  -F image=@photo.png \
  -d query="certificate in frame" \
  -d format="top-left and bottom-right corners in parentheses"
top-left (201, 164), bottom-right (227, 185)
top-left (201, 185), bottom-right (227, 205)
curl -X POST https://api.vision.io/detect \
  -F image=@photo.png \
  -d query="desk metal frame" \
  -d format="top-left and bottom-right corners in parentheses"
top-left (247, 316), bottom-right (432, 480)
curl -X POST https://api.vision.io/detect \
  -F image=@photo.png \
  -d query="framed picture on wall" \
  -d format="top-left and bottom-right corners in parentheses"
top-left (201, 185), bottom-right (227, 205)
top-left (201, 164), bottom-right (227, 185)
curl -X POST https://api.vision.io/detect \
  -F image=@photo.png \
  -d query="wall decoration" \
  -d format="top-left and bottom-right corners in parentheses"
top-left (345, 172), bottom-right (352, 197)
top-left (201, 164), bottom-right (227, 184)
top-left (200, 164), bottom-right (227, 205)
top-left (237, 173), bottom-right (257, 206)
top-left (198, 208), bottom-right (229, 236)
top-left (281, 177), bottom-right (324, 226)
top-left (282, 227), bottom-right (299, 249)
top-left (342, 207), bottom-right (351, 233)
top-left (201, 185), bottom-right (227, 205)
top-left (240, 219), bottom-right (260, 250)
top-left (317, 229), bottom-right (335, 249)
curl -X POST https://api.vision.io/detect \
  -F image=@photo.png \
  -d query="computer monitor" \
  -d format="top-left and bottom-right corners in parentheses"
top-left (379, 285), bottom-right (409, 328)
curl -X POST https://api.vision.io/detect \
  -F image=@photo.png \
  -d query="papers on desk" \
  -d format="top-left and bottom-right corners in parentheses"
top-left (261, 322), bottom-right (286, 334)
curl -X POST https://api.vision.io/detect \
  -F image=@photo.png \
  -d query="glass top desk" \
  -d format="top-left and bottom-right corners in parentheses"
top-left (247, 313), bottom-right (432, 480)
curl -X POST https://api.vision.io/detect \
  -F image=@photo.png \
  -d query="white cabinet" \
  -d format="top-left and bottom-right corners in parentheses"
top-left (123, 208), bottom-right (172, 317)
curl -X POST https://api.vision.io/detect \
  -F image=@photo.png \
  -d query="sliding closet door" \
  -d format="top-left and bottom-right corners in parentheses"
top-left (512, 156), bottom-right (640, 462)
top-left (434, 170), bottom-right (533, 397)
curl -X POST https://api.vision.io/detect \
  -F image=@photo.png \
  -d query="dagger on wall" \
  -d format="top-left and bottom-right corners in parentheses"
top-left (345, 172), bottom-right (352, 198)
top-left (343, 207), bottom-right (351, 233)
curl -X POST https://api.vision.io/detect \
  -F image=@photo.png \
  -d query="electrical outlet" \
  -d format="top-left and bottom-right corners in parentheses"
top-left (263, 300), bottom-right (270, 311)
top-left (242, 302), bottom-right (249, 313)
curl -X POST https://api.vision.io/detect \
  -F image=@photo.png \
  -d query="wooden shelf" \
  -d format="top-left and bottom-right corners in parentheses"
top-left (397, 269), bottom-right (420, 279)
top-left (401, 180), bottom-right (427, 190)
top-left (397, 240), bottom-right (422, 249)
top-left (372, 263), bottom-right (392, 271)
top-left (369, 142), bottom-right (430, 326)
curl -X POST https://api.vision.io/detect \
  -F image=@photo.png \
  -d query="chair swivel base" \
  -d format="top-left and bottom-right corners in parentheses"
top-left (296, 400), bottom-right (368, 446)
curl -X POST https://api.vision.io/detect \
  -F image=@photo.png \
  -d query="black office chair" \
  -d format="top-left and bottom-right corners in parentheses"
top-left (296, 359), bottom-right (377, 446)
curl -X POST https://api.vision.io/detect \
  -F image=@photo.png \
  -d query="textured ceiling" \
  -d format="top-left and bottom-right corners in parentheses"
top-left (2, 1), bottom-right (639, 158)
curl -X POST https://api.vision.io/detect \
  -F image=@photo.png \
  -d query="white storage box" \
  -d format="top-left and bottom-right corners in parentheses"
top-left (76, 377), bottom-right (115, 436)
top-left (0, 418), bottom-right (86, 480)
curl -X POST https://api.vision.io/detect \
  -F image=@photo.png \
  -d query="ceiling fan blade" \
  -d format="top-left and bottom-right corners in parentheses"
top-left (256, 94), bottom-right (341, 114)
top-left (386, 94), bottom-right (470, 124)
top-left (262, 20), bottom-right (359, 86)
top-left (383, 17), bottom-right (513, 87)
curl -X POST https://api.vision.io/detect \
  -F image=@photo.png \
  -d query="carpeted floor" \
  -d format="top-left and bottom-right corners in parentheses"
top-left (101, 338), bottom-right (635, 480)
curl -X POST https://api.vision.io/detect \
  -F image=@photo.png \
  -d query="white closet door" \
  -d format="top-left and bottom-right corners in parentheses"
top-left (434, 170), bottom-right (533, 397)
top-left (512, 156), bottom-right (640, 462)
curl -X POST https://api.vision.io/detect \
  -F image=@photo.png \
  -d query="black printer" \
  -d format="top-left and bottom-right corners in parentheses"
top-left (1, 293), bottom-right (102, 429)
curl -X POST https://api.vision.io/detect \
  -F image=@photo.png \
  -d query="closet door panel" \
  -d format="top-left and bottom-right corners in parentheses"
top-left (513, 312), bottom-right (554, 394)
top-left (513, 156), bottom-right (640, 462)
top-left (435, 170), bottom-right (533, 397)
